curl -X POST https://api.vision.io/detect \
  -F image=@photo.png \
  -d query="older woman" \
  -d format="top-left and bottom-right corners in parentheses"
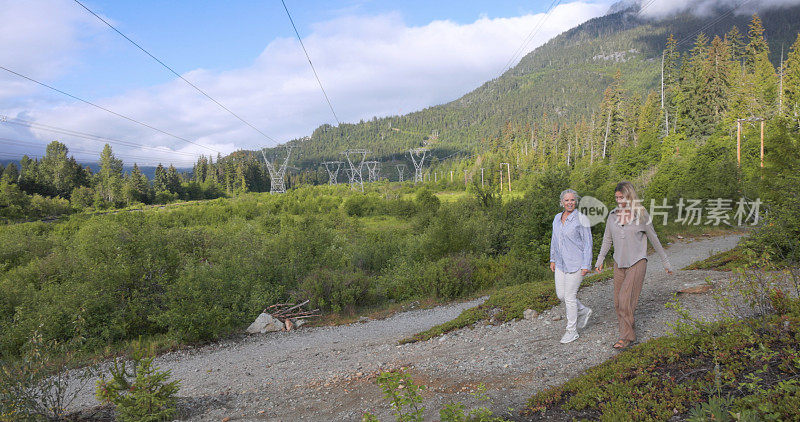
top-left (595, 181), bottom-right (673, 350)
top-left (549, 189), bottom-right (593, 344)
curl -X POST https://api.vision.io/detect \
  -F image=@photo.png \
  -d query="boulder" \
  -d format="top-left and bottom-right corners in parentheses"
top-left (523, 309), bottom-right (539, 320)
top-left (246, 313), bottom-right (284, 334)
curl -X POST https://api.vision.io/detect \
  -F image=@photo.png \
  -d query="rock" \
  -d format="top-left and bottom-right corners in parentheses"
top-left (523, 309), bottom-right (539, 320)
top-left (551, 315), bottom-right (562, 321)
top-left (358, 316), bottom-right (371, 323)
top-left (246, 313), bottom-right (284, 334)
top-left (292, 318), bottom-right (306, 328)
top-left (677, 235), bottom-right (684, 239)
top-left (285, 318), bottom-right (294, 331)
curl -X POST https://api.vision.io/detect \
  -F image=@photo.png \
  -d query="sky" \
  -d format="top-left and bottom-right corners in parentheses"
top-left (0, 0), bottom-right (797, 167)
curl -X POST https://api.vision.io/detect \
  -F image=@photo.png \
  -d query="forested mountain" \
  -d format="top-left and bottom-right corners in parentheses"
top-left (262, 4), bottom-right (800, 168)
top-left (3, 3), bottom-right (800, 219)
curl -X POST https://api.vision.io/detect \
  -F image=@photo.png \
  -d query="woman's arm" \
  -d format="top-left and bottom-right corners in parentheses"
top-left (549, 216), bottom-right (558, 270)
top-left (595, 218), bottom-right (612, 270)
top-left (643, 216), bottom-right (673, 272)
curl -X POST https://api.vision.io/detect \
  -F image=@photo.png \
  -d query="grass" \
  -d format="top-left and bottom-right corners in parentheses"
top-left (683, 245), bottom-right (750, 271)
top-left (399, 268), bottom-right (614, 344)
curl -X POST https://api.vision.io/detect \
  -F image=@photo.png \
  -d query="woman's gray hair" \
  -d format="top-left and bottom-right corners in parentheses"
top-left (559, 189), bottom-right (580, 205)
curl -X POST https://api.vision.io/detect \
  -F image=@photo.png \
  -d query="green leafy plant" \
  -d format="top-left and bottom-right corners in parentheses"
top-left (362, 370), bottom-right (426, 422)
top-left (0, 317), bottom-right (97, 421)
top-left (95, 346), bottom-right (180, 422)
top-left (440, 384), bottom-right (508, 422)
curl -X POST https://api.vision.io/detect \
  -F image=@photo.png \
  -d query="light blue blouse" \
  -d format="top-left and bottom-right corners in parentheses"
top-left (550, 210), bottom-right (593, 273)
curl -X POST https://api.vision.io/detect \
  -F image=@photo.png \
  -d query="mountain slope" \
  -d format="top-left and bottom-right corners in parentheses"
top-left (266, 5), bottom-right (800, 168)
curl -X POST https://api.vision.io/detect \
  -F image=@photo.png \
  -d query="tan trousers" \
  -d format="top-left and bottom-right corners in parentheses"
top-left (613, 258), bottom-right (647, 342)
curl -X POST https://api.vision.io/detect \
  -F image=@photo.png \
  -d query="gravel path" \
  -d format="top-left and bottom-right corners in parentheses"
top-left (70, 234), bottom-right (742, 421)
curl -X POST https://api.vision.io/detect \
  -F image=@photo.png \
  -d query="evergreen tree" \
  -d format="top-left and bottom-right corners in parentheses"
top-left (124, 163), bottom-right (151, 205)
top-left (783, 33), bottom-right (800, 121)
top-left (746, 14), bottom-right (777, 116)
top-left (165, 165), bottom-right (182, 194)
top-left (97, 144), bottom-right (124, 205)
top-left (153, 164), bottom-right (168, 193)
top-left (2, 162), bottom-right (19, 183)
top-left (725, 25), bottom-right (746, 64)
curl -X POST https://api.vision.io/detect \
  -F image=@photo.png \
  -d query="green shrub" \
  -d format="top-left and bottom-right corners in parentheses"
top-left (296, 268), bottom-right (373, 314)
top-left (96, 347), bottom-right (180, 422)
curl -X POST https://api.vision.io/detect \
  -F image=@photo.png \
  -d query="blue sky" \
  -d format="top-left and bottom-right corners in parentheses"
top-left (8, 0), bottom-right (782, 166)
top-left (1, 0), bottom-right (626, 165)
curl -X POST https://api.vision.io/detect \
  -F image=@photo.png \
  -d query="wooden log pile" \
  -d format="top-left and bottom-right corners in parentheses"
top-left (265, 300), bottom-right (321, 331)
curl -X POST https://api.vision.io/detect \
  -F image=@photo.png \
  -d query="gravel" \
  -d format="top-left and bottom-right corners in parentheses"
top-left (68, 234), bottom-right (742, 421)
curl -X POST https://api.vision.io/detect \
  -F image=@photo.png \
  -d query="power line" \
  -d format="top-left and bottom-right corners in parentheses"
top-left (674, 0), bottom-right (755, 47)
top-left (0, 65), bottom-right (222, 154)
top-left (72, 0), bottom-right (279, 145)
top-left (2, 116), bottom-right (206, 159)
top-left (497, 0), bottom-right (562, 78)
top-left (281, 0), bottom-right (341, 125)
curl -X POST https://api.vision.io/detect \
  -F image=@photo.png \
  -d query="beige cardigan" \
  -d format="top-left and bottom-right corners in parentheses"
top-left (595, 208), bottom-right (673, 272)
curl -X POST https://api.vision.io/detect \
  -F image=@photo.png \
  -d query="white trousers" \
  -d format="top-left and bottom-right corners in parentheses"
top-left (554, 268), bottom-right (587, 332)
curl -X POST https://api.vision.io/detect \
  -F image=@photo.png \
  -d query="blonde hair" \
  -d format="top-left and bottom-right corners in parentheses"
top-left (615, 181), bottom-right (645, 221)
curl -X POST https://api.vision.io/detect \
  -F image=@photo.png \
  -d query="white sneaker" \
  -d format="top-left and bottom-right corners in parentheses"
top-left (577, 307), bottom-right (593, 329)
top-left (560, 330), bottom-right (579, 344)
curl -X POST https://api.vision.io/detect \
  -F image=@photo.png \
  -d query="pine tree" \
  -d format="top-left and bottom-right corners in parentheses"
top-left (745, 14), bottom-right (777, 116)
top-left (783, 33), bottom-right (800, 121)
top-left (153, 164), bottom-right (168, 193)
top-left (124, 163), bottom-right (150, 205)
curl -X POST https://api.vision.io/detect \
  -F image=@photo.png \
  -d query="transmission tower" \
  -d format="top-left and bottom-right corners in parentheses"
top-left (342, 149), bottom-right (370, 191)
top-left (321, 161), bottom-right (343, 185)
top-left (260, 145), bottom-right (296, 194)
top-left (408, 148), bottom-right (428, 183)
top-left (363, 161), bottom-right (381, 183)
top-left (395, 164), bottom-right (406, 182)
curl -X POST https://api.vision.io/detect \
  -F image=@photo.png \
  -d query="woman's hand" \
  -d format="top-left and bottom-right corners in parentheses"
top-left (550, 262), bottom-right (556, 272)
top-left (595, 264), bottom-right (603, 273)
top-left (581, 269), bottom-right (589, 276)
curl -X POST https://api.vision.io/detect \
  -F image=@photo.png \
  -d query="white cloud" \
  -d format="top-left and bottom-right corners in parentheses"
top-left (0, 0), bottom-right (107, 101)
top-left (637, 0), bottom-right (800, 19)
top-left (3, 1), bottom-right (611, 166)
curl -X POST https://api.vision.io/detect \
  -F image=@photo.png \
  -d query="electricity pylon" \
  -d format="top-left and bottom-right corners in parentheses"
top-left (342, 149), bottom-right (370, 191)
top-left (395, 164), bottom-right (406, 182)
top-left (321, 161), bottom-right (343, 185)
top-left (363, 161), bottom-right (381, 183)
top-left (260, 145), bottom-right (296, 194)
top-left (408, 148), bottom-right (428, 183)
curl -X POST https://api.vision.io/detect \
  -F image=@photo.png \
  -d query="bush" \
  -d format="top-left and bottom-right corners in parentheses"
top-left (153, 190), bottom-right (179, 205)
top-left (342, 193), bottom-right (380, 217)
top-left (296, 268), bottom-right (373, 314)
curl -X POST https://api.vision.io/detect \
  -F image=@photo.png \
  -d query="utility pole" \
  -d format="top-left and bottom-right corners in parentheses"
top-left (603, 110), bottom-right (611, 159)
top-left (780, 45), bottom-right (784, 114)
top-left (661, 50), bottom-right (665, 110)
top-left (736, 117), bottom-right (765, 168)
